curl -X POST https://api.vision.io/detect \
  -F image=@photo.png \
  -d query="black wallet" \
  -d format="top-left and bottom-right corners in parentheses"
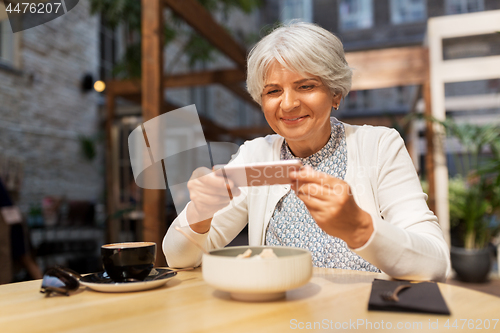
top-left (368, 279), bottom-right (451, 315)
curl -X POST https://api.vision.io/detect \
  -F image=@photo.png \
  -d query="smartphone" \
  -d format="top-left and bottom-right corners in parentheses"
top-left (213, 160), bottom-right (303, 187)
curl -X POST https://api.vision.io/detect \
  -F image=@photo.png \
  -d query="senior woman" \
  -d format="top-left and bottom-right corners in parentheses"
top-left (163, 22), bottom-right (451, 281)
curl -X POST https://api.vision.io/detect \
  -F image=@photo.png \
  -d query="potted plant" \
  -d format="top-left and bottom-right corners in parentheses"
top-left (443, 120), bottom-right (500, 282)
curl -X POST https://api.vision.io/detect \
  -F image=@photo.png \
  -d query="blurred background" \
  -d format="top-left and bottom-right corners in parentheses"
top-left (0, 0), bottom-right (499, 293)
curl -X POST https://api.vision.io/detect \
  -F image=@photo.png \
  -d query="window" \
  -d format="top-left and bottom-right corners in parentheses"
top-left (0, 19), bottom-right (14, 66)
top-left (280, 0), bottom-right (313, 23)
top-left (390, 0), bottom-right (427, 24)
top-left (339, 0), bottom-right (373, 31)
top-left (445, 0), bottom-right (484, 15)
top-left (99, 17), bottom-right (119, 81)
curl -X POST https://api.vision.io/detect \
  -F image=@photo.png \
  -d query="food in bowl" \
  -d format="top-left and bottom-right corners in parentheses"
top-left (202, 246), bottom-right (312, 301)
top-left (236, 248), bottom-right (278, 259)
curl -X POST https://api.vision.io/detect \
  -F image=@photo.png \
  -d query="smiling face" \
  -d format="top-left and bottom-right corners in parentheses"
top-left (261, 61), bottom-right (341, 157)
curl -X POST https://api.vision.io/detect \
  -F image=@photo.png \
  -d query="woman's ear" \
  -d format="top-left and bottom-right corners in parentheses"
top-left (332, 93), bottom-right (342, 110)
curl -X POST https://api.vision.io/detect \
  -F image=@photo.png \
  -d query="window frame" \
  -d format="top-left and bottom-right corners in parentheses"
top-left (445, 0), bottom-right (485, 15)
top-left (338, 0), bottom-right (374, 32)
top-left (280, 0), bottom-right (313, 23)
top-left (390, 0), bottom-right (427, 25)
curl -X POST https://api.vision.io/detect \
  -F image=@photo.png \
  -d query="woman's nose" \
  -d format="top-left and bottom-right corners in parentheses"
top-left (280, 90), bottom-right (300, 112)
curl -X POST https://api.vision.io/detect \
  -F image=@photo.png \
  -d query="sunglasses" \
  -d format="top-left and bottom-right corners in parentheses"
top-left (40, 267), bottom-right (81, 296)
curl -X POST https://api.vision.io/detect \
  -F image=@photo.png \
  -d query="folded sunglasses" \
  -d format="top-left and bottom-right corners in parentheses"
top-left (40, 267), bottom-right (81, 296)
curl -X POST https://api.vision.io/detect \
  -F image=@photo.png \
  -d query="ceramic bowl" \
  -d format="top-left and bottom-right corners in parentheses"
top-left (202, 246), bottom-right (312, 301)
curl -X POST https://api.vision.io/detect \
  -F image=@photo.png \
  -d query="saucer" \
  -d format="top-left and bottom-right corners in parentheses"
top-left (80, 268), bottom-right (177, 293)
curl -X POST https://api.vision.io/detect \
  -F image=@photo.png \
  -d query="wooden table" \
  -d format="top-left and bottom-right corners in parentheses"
top-left (1, 268), bottom-right (499, 333)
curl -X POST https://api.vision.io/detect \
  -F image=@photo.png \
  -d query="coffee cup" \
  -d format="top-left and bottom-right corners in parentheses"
top-left (101, 242), bottom-right (156, 282)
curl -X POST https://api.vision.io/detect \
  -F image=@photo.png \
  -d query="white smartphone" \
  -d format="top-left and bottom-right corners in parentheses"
top-left (213, 160), bottom-right (303, 187)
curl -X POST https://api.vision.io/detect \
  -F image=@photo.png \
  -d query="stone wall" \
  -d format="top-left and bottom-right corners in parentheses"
top-left (0, 0), bottom-right (102, 213)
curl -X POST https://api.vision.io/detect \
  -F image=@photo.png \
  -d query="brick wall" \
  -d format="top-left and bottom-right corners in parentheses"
top-left (0, 0), bottom-right (102, 213)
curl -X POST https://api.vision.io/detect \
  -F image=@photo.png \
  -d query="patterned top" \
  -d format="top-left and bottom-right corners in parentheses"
top-left (265, 118), bottom-right (380, 272)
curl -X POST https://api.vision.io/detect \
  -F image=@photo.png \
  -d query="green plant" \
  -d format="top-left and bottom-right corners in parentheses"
top-left (78, 135), bottom-right (97, 162)
top-left (442, 119), bottom-right (500, 249)
top-left (442, 120), bottom-right (499, 176)
top-left (89, 0), bottom-right (262, 79)
top-left (449, 177), bottom-right (490, 249)
top-left (448, 176), bottom-right (466, 229)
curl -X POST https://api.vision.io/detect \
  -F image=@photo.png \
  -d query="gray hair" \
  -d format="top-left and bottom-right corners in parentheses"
top-left (246, 22), bottom-right (352, 105)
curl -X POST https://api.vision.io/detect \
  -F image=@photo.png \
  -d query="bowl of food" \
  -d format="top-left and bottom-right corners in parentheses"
top-left (202, 246), bottom-right (312, 301)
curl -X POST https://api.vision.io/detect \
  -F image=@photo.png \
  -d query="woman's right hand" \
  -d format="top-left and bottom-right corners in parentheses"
top-left (186, 166), bottom-right (241, 233)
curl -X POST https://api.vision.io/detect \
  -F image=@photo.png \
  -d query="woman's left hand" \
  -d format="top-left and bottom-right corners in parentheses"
top-left (290, 166), bottom-right (374, 248)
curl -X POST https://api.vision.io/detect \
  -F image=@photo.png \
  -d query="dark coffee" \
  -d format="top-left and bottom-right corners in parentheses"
top-left (101, 242), bottom-right (156, 282)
